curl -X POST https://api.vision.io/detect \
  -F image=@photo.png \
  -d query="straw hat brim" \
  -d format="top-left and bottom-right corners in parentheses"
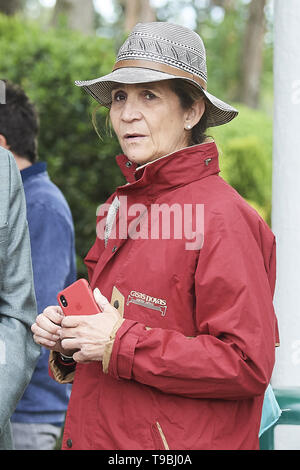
top-left (75, 67), bottom-right (238, 128)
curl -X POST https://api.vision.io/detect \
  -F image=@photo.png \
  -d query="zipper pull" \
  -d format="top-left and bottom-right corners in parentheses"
top-left (205, 158), bottom-right (212, 166)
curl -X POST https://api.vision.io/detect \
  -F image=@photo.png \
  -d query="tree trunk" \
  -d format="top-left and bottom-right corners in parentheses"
top-left (0, 0), bottom-right (23, 15)
top-left (210, 0), bottom-right (235, 10)
top-left (240, 0), bottom-right (267, 108)
top-left (121, 0), bottom-right (156, 33)
top-left (140, 0), bottom-right (156, 23)
top-left (53, 0), bottom-right (95, 35)
top-left (123, 0), bottom-right (139, 32)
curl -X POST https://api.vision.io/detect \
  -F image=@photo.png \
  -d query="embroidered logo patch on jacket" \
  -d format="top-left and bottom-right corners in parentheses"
top-left (127, 290), bottom-right (167, 316)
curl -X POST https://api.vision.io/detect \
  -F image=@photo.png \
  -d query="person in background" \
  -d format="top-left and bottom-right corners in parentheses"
top-left (0, 147), bottom-right (40, 450)
top-left (0, 81), bottom-right (77, 450)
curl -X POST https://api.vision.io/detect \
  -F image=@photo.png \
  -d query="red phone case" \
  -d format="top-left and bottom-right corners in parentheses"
top-left (57, 278), bottom-right (100, 316)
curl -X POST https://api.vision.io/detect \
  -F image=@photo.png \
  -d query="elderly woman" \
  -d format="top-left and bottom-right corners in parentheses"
top-left (32, 22), bottom-right (279, 450)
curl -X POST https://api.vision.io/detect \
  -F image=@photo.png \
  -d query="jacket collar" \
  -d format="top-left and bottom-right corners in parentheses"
top-left (115, 141), bottom-right (220, 198)
top-left (21, 161), bottom-right (47, 183)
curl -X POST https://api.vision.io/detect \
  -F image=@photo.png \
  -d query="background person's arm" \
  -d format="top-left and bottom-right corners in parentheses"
top-left (0, 149), bottom-right (40, 443)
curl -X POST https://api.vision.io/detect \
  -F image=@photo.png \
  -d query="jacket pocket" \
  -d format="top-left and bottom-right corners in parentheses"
top-left (151, 421), bottom-right (170, 450)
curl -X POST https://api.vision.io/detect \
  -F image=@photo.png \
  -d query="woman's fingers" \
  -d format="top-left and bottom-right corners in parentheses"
top-left (61, 337), bottom-right (80, 351)
top-left (32, 333), bottom-right (58, 348)
top-left (31, 305), bottom-right (63, 349)
top-left (42, 305), bottom-right (64, 325)
top-left (33, 316), bottom-right (58, 336)
top-left (31, 323), bottom-right (60, 342)
top-left (93, 288), bottom-right (113, 312)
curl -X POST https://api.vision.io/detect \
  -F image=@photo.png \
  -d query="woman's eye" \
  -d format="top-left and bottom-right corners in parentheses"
top-left (144, 91), bottom-right (156, 100)
top-left (113, 92), bottom-right (126, 102)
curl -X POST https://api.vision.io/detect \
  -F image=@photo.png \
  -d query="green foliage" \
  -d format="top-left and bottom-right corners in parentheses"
top-left (0, 14), bottom-right (122, 277)
top-left (198, 3), bottom-right (246, 103)
top-left (211, 103), bottom-right (273, 224)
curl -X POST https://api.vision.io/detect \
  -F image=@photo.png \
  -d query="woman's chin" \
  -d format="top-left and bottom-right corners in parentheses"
top-left (126, 151), bottom-right (156, 166)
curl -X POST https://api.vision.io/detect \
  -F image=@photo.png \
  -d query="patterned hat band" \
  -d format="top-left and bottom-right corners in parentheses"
top-left (112, 59), bottom-right (207, 91)
top-left (75, 22), bottom-right (238, 128)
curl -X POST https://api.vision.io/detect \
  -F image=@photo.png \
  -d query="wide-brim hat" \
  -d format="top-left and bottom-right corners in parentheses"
top-left (75, 22), bottom-right (238, 128)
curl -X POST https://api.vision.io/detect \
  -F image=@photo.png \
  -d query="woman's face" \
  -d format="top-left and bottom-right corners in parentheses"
top-left (109, 81), bottom-right (200, 165)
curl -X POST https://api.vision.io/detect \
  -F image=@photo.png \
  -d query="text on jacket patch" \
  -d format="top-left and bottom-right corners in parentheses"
top-left (127, 290), bottom-right (167, 316)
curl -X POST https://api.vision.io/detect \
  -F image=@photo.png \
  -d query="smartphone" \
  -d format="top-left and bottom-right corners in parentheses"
top-left (57, 278), bottom-right (100, 316)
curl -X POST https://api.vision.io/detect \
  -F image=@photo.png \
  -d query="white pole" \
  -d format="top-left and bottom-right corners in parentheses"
top-left (272, 0), bottom-right (300, 450)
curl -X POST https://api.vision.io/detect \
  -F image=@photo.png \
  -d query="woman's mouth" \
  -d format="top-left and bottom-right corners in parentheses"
top-left (124, 133), bottom-right (146, 142)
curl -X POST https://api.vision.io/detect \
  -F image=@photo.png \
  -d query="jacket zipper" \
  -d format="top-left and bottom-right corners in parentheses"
top-left (155, 421), bottom-right (170, 450)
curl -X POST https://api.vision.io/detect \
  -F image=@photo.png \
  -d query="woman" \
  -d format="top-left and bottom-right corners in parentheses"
top-left (31, 22), bottom-right (279, 450)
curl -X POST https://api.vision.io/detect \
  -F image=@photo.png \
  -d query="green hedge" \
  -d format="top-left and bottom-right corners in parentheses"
top-left (0, 15), bottom-right (273, 277)
top-left (211, 103), bottom-right (273, 224)
top-left (0, 14), bottom-right (123, 276)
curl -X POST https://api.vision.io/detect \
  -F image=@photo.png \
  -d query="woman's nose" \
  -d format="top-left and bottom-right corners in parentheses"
top-left (120, 97), bottom-right (142, 122)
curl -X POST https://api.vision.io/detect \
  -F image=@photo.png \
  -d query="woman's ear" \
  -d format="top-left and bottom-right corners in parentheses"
top-left (184, 97), bottom-right (206, 130)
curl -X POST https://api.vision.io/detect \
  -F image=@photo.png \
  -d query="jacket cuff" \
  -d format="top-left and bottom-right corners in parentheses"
top-left (105, 319), bottom-right (141, 380)
top-left (102, 316), bottom-right (125, 373)
top-left (49, 350), bottom-right (76, 384)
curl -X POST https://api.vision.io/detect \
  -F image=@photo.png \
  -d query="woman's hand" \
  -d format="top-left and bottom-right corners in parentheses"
top-left (59, 288), bottom-right (122, 363)
top-left (31, 305), bottom-right (77, 357)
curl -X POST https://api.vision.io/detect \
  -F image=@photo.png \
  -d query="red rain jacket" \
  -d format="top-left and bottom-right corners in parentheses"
top-left (59, 142), bottom-right (278, 450)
